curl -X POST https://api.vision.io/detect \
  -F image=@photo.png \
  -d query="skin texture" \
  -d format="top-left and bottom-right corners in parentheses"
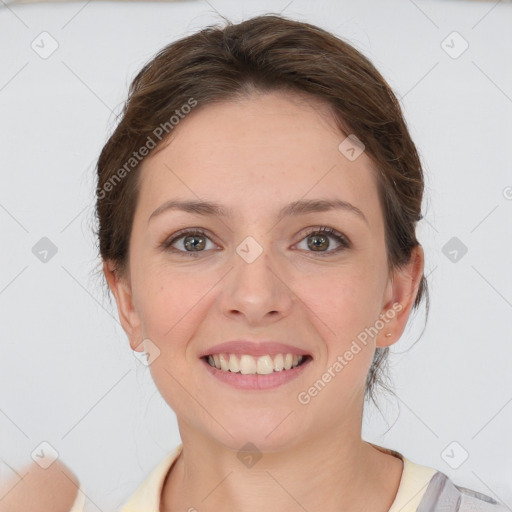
top-left (105, 90), bottom-right (424, 512)
top-left (0, 460), bottom-right (80, 512)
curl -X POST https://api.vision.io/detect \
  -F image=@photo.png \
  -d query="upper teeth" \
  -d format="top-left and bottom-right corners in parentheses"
top-left (207, 353), bottom-right (304, 374)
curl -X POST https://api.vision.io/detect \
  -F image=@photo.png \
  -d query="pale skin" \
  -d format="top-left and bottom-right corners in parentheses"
top-left (0, 460), bottom-right (80, 512)
top-left (105, 90), bottom-right (424, 512)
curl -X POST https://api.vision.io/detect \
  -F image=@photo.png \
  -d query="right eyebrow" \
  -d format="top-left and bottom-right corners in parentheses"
top-left (148, 199), bottom-right (232, 225)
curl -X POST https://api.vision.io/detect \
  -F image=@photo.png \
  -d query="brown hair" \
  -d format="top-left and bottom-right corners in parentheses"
top-left (93, 13), bottom-right (429, 411)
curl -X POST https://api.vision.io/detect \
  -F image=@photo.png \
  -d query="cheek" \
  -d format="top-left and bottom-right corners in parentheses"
top-left (133, 269), bottom-right (189, 340)
top-left (295, 264), bottom-right (385, 381)
top-left (136, 273), bottom-right (202, 409)
top-left (134, 268), bottom-right (222, 359)
top-left (298, 264), bottom-right (382, 327)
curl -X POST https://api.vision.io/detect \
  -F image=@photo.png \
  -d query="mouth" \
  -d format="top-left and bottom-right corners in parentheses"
top-left (201, 353), bottom-right (312, 375)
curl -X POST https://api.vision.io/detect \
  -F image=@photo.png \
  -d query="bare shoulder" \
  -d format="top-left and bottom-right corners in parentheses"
top-left (0, 459), bottom-right (80, 512)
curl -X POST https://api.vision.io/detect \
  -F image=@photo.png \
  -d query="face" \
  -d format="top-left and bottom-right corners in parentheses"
top-left (106, 91), bottom-right (423, 452)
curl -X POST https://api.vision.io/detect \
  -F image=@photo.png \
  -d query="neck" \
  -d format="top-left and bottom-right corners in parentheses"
top-left (160, 426), bottom-right (403, 512)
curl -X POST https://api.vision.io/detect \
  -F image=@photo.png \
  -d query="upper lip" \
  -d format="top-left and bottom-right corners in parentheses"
top-left (198, 341), bottom-right (311, 358)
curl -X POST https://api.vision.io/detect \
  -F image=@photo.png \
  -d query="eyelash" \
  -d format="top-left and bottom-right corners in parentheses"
top-left (160, 226), bottom-right (351, 258)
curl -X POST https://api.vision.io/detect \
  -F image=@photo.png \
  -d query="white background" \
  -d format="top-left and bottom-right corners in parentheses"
top-left (0, 0), bottom-right (511, 510)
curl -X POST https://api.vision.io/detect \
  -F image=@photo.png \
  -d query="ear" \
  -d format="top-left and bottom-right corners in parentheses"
top-left (376, 245), bottom-right (424, 348)
top-left (103, 260), bottom-right (144, 352)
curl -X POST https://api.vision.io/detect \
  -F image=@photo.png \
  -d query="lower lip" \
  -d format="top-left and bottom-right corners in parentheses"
top-left (201, 356), bottom-right (312, 390)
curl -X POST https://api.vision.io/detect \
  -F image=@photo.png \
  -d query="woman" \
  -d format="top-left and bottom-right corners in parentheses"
top-left (94, 14), bottom-right (507, 512)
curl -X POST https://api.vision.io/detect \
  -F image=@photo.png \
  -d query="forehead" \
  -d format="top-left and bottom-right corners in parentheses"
top-left (136, 91), bottom-right (381, 224)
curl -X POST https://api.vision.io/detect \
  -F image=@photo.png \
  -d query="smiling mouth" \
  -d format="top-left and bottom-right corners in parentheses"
top-left (201, 353), bottom-right (312, 375)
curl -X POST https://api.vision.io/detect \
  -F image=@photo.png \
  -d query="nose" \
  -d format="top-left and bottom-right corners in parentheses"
top-left (219, 238), bottom-right (294, 325)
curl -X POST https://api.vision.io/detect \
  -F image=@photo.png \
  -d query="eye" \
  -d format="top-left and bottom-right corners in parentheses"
top-left (160, 228), bottom-right (216, 257)
top-left (295, 226), bottom-right (351, 256)
top-left (160, 226), bottom-right (351, 257)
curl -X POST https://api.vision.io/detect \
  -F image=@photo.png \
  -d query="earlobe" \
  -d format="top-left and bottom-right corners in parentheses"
top-left (376, 245), bottom-right (424, 348)
top-left (103, 260), bottom-right (143, 351)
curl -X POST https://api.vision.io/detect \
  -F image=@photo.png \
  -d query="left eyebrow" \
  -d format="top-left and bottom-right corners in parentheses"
top-left (147, 198), bottom-right (368, 225)
top-left (276, 198), bottom-right (368, 225)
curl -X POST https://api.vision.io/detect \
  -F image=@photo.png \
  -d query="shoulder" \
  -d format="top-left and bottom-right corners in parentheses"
top-left (417, 470), bottom-right (509, 512)
top-left (121, 444), bottom-right (183, 512)
top-left (372, 443), bottom-right (508, 512)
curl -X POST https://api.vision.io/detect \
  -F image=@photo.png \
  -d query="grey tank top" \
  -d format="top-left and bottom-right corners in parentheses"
top-left (417, 471), bottom-right (508, 512)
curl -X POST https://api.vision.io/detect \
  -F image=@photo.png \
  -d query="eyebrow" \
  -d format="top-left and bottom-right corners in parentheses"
top-left (147, 198), bottom-right (368, 225)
